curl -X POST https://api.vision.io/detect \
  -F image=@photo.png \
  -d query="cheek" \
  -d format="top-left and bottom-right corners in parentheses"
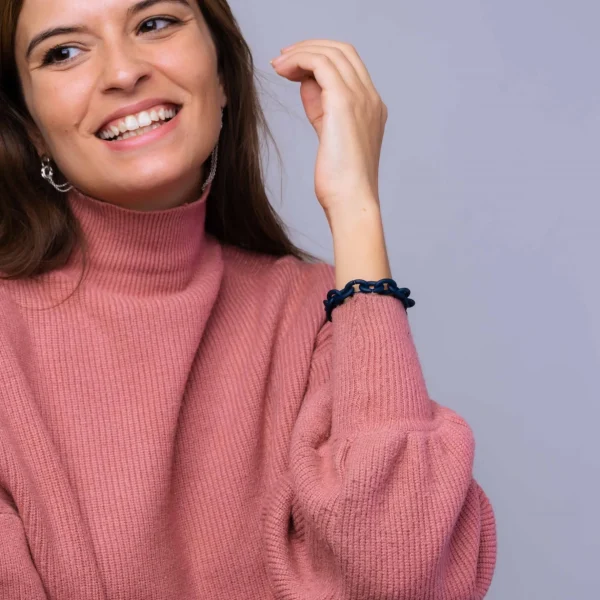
top-left (30, 78), bottom-right (91, 145)
top-left (155, 39), bottom-right (216, 96)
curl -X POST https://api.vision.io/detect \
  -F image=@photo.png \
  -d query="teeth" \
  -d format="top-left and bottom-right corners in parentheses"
top-left (97, 105), bottom-right (179, 140)
top-left (138, 111), bottom-right (152, 127)
top-left (111, 122), bottom-right (164, 142)
top-left (125, 115), bottom-right (139, 131)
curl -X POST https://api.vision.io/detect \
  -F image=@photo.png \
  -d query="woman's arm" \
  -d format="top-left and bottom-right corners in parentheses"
top-left (262, 283), bottom-right (497, 599)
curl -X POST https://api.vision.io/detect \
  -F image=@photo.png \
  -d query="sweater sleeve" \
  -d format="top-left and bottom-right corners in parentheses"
top-left (261, 289), bottom-right (497, 599)
top-left (0, 511), bottom-right (48, 599)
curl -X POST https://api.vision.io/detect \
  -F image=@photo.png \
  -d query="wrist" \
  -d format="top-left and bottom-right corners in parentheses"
top-left (327, 205), bottom-right (392, 291)
top-left (325, 199), bottom-right (382, 234)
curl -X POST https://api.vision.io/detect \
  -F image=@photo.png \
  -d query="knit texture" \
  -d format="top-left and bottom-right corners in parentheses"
top-left (0, 184), bottom-right (497, 599)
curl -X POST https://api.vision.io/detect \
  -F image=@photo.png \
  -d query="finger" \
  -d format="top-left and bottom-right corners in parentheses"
top-left (272, 51), bottom-right (354, 105)
top-left (281, 40), bottom-right (377, 98)
top-left (276, 45), bottom-right (367, 98)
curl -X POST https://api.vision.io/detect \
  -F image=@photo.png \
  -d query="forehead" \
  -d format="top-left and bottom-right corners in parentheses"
top-left (16, 0), bottom-right (199, 46)
top-left (18, 0), bottom-right (119, 32)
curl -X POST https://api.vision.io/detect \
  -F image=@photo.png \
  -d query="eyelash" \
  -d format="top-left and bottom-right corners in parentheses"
top-left (40, 16), bottom-right (182, 67)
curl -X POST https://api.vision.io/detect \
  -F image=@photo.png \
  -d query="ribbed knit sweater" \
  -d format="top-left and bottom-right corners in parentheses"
top-left (0, 184), bottom-right (497, 599)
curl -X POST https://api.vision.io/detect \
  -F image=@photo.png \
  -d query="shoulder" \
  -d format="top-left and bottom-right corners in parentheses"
top-left (220, 244), bottom-right (336, 332)
top-left (0, 284), bottom-right (21, 329)
top-left (0, 285), bottom-right (28, 399)
top-left (0, 285), bottom-right (30, 356)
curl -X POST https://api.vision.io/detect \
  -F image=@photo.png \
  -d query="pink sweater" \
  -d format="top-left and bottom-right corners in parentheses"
top-left (0, 184), bottom-right (496, 599)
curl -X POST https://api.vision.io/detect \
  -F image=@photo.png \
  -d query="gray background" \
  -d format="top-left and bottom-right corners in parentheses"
top-left (230, 0), bottom-right (599, 598)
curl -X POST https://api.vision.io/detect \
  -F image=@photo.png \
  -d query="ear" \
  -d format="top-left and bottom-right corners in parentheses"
top-left (23, 116), bottom-right (48, 159)
top-left (217, 75), bottom-right (227, 110)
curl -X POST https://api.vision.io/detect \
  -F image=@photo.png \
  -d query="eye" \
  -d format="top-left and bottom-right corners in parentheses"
top-left (138, 17), bottom-right (179, 34)
top-left (41, 45), bottom-right (82, 66)
top-left (39, 17), bottom-right (181, 67)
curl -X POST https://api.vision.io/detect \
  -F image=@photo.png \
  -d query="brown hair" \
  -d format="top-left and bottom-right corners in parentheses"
top-left (0, 0), bottom-right (322, 284)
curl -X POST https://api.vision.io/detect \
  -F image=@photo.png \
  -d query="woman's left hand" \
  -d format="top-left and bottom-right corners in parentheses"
top-left (270, 40), bottom-right (388, 223)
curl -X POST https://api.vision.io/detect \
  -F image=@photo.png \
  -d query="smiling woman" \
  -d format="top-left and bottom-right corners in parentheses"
top-left (0, 0), bottom-right (497, 599)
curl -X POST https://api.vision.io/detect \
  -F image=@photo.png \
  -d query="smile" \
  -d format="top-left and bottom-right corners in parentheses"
top-left (96, 104), bottom-right (182, 142)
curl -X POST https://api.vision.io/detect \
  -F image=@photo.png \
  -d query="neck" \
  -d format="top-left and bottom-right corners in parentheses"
top-left (55, 181), bottom-right (214, 296)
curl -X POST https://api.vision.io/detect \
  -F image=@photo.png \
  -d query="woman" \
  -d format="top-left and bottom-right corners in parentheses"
top-left (0, 0), bottom-right (497, 598)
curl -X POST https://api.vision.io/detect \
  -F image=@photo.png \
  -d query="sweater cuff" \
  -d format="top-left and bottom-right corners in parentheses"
top-left (329, 291), bottom-right (434, 438)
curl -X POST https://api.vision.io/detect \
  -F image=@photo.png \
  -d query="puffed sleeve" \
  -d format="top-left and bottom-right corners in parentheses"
top-left (261, 284), bottom-right (497, 599)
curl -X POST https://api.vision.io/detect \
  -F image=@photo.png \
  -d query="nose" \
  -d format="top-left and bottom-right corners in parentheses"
top-left (99, 42), bottom-right (152, 93)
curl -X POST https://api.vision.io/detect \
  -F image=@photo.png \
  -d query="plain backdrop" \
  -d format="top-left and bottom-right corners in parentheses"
top-left (229, 1), bottom-right (599, 598)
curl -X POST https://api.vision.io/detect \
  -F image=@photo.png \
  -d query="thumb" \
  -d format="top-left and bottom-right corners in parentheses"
top-left (299, 76), bottom-right (324, 135)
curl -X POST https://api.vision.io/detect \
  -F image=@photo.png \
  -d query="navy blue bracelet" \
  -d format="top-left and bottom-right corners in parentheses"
top-left (323, 278), bottom-right (415, 322)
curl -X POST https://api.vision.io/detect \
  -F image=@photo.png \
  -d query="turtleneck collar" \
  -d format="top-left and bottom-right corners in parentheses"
top-left (60, 183), bottom-right (213, 296)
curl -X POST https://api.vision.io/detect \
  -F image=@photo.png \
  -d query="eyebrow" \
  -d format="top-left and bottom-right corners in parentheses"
top-left (25, 0), bottom-right (192, 60)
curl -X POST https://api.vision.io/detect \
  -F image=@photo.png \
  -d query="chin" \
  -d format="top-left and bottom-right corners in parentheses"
top-left (98, 169), bottom-right (201, 202)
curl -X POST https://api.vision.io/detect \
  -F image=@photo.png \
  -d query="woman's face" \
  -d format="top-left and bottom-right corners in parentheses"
top-left (14, 0), bottom-right (227, 210)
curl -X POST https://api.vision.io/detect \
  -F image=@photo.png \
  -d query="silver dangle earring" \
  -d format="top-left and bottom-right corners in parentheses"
top-left (41, 156), bottom-right (73, 193)
top-left (201, 107), bottom-right (224, 192)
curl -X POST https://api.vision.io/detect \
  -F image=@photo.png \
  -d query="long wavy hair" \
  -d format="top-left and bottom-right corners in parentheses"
top-left (0, 0), bottom-right (321, 287)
